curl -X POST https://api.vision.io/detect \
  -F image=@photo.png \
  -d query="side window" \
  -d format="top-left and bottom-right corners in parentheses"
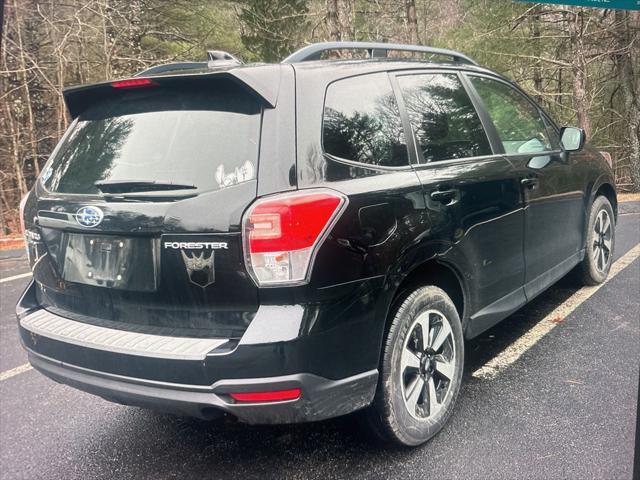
top-left (469, 76), bottom-right (554, 155)
top-left (397, 73), bottom-right (492, 163)
top-left (323, 73), bottom-right (409, 167)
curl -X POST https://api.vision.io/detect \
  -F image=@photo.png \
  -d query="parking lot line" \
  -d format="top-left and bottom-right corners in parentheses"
top-left (0, 272), bottom-right (32, 284)
top-left (0, 363), bottom-right (33, 381)
top-left (472, 243), bottom-right (640, 380)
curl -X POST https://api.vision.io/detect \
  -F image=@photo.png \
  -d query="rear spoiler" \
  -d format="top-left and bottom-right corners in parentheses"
top-left (62, 64), bottom-right (284, 118)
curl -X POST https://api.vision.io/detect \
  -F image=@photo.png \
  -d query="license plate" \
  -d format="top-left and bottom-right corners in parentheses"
top-left (62, 234), bottom-right (157, 291)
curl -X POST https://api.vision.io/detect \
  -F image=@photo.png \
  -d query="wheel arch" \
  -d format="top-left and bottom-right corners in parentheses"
top-left (386, 259), bottom-right (467, 331)
top-left (594, 182), bottom-right (618, 220)
top-left (586, 172), bottom-right (617, 219)
top-left (580, 174), bottom-right (617, 250)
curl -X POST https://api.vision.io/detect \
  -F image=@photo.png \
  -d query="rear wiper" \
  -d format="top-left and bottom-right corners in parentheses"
top-left (94, 180), bottom-right (197, 194)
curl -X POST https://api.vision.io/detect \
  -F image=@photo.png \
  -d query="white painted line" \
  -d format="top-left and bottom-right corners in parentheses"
top-left (0, 272), bottom-right (32, 284)
top-left (0, 363), bottom-right (33, 381)
top-left (472, 243), bottom-right (640, 380)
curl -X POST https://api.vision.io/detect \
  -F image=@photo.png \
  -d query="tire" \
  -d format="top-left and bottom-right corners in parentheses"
top-left (365, 286), bottom-right (464, 446)
top-left (577, 195), bottom-right (615, 286)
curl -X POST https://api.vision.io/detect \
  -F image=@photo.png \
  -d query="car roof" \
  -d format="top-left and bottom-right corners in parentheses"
top-left (63, 49), bottom-right (509, 117)
top-left (134, 58), bottom-right (508, 96)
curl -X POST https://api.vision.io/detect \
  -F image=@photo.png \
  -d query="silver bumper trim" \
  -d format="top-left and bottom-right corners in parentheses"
top-left (20, 309), bottom-right (228, 360)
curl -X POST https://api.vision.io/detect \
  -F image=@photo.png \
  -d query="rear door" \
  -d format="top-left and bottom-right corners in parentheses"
top-left (29, 78), bottom-right (271, 338)
top-left (393, 71), bottom-right (527, 336)
top-left (465, 74), bottom-right (583, 300)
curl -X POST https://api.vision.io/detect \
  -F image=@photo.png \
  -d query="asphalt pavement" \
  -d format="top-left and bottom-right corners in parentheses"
top-left (0, 205), bottom-right (638, 480)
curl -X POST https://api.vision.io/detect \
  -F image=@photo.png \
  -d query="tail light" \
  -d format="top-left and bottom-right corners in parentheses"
top-left (242, 189), bottom-right (347, 286)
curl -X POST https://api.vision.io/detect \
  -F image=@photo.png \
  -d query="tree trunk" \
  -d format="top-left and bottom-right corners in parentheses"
top-left (99, 1), bottom-right (113, 79)
top-left (326, 0), bottom-right (341, 42)
top-left (405, 0), bottom-right (420, 45)
top-left (557, 68), bottom-right (563, 108)
top-left (13, 0), bottom-right (40, 176)
top-left (0, 184), bottom-right (8, 235)
top-left (567, 10), bottom-right (591, 139)
top-left (337, 0), bottom-right (353, 41)
top-left (614, 10), bottom-right (640, 191)
top-left (530, 5), bottom-right (543, 103)
top-left (4, 101), bottom-right (28, 197)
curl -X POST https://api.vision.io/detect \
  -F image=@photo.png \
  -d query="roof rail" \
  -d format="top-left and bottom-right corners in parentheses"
top-left (282, 41), bottom-right (478, 66)
top-left (135, 50), bottom-right (243, 77)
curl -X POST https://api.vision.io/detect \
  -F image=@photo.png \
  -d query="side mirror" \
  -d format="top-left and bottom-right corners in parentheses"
top-left (560, 127), bottom-right (585, 152)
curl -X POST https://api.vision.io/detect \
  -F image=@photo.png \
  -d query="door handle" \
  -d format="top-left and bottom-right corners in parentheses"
top-left (430, 189), bottom-right (458, 204)
top-left (521, 177), bottom-right (538, 189)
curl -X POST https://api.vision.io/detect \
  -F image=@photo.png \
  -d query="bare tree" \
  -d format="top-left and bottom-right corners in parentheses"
top-left (326, 0), bottom-right (342, 41)
top-left (567, 10), bottom-right (592, 138)
top-left (405, 0), bottom-right (420, 45)
top-left (612, 10), bottom-right (640, 189)
top-left (2, 0), bottom-right (639, 237)
top-left (325, 0), bottom-right (352, 50)
top-left (529, 4), bottom-right (543, 102)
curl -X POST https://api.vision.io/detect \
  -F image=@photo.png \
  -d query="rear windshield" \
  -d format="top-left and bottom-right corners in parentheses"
top-left (42, 83), bottom-right (262, 194)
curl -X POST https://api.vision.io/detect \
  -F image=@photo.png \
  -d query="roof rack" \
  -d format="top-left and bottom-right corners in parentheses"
top-left (282, 41), bottom-right (478, 66)
top-left (135, 50), bottom-right (243, 77)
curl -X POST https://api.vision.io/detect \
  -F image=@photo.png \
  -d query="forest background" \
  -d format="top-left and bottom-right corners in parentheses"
top-left (1, 0), bottom-right (638, 234)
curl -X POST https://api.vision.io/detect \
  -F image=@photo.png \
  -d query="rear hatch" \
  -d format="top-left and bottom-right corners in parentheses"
top-left (29, 76), bottom-right (266, 339)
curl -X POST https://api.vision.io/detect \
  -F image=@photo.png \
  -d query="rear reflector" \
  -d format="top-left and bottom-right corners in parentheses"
top-left (229, 388), bottom-right (302, 403)
top-left (242, 189), bottom-right (347, 286)
top-left (111, 78), bottom-right (156, 89)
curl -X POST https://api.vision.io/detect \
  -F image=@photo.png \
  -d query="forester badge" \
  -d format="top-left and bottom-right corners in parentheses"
top-left (181, 250), bottom-right (215, 288)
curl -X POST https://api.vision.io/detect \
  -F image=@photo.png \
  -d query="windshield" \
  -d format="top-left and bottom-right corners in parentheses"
top-left (42, 83), bottom-right (262, 194)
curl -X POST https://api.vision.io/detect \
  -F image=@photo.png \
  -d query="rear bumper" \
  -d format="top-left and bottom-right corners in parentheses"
top-left (26, 348), bottom-right (377, 423)
top-left (17, 280), bottom-right (382, 423)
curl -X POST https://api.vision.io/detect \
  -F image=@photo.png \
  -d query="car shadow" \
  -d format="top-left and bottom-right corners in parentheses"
top-left (75, 406), bottom-right (412, 479)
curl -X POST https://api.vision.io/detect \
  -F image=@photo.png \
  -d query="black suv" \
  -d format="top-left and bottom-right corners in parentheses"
top-left (17, 42), bottom-right (617, 446)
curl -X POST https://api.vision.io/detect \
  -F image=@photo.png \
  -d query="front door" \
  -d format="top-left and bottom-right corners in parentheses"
top-left (466, 74), bottom-right (584, 300)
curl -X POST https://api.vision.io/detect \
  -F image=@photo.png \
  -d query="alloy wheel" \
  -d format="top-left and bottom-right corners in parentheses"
top-left (592, 209), bottom-right (612, 272)
top-left (400, 309), bottom-right (456, 420)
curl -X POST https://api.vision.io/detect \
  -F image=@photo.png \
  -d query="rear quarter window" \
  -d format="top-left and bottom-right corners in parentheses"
top-left (322, 73), bottom-right (409, 168)
top-left (42, 82), bottom-right (262, 194)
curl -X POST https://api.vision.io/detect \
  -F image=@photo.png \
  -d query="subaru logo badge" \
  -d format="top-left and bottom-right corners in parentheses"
top-left (75, 206), bottom-right (104, 228)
